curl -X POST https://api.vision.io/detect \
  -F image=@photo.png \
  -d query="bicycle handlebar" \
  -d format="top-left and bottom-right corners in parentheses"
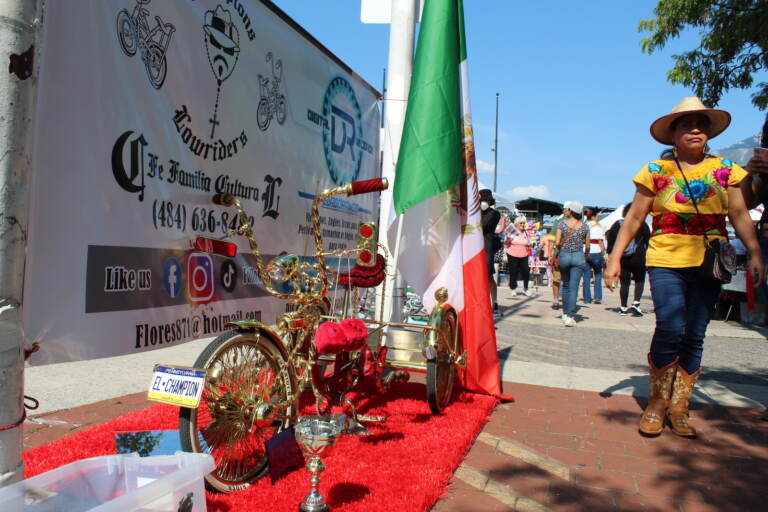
top-left (206, 176), bottom-right (388, 306)
top-left (348, 178), bottom-right (388, 196)
top-left (212, 193), bottom-right (236, 206)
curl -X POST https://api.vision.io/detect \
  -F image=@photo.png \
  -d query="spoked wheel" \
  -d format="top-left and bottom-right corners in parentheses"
top-left (276, 96), bottom-right (287, 124)
top-left (426, 307), bottom-right (460, 414)
top-left (256, 98), bottom-right (270, 130)
top-left (145, 42), bottom-right (167, 89)
top-left (116, 10), bottom-right (137, 56)
top-left (179, 328), bottom-right (295, 493)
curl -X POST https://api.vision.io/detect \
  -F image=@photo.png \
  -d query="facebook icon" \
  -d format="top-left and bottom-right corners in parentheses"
top-left (162, 257), bottom-right (183, 298)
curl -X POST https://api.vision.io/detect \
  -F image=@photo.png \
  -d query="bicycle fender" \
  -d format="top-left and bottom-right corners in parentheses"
top-left (224, 320), bottom-right (291, 361)
top-left (425, 303), bottom-right (456, 350)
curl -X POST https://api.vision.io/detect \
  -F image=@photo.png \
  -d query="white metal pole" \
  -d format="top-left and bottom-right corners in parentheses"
top-left (377, 0), bottom-right (417, 323)
top-left (0, 0), bottom-right (41, 487)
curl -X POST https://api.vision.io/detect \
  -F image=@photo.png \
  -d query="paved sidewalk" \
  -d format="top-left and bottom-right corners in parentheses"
top-left (18, 281), bottom-right (768, 510)
top-left (21, 379), bottom-right (768, 512)
top-left (434, 383), bottom-right (768, 512)
top-left (495, 279), bottom-right (768, 340)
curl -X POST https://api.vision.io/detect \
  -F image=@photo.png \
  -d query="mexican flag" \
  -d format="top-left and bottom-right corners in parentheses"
top-left (388, 0), bottom-right (509, 399)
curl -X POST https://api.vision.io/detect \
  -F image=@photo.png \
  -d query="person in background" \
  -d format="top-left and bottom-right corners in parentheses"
top-left (605, 97), bottom-right (765, 438)
top-left (582, 208), bottom-right (606, 304)
top-left (555, 201), bottom-right (590, 326)
top-left (607, 202), bottom-right (650, 316)
top-left (503, 215), bottom-right (533, 297)
top-left (738, 112), bottom-right (768, 421)
top-left (480, 189), bottom-right (502, 318)
top-left (546, 209), bottom-right (564, 309)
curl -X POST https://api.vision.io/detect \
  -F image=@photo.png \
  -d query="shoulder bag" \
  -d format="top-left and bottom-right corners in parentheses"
top-left (675, 156), bottom-right (736, 284)
top-left (551, 225), bottom-right (574, 270)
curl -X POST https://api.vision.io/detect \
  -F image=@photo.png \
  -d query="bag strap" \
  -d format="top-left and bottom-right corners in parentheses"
top-left (558, 222), bottom-right (576, 248)
top-left (672, 154), bottom-right (710, 245)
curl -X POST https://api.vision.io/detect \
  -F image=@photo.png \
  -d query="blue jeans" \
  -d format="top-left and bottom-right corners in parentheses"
top-left (648, 267), bottom-right (721, 373)
top-left (559, 250), bottom-right (585, 318)
top-left (582, 253), bottom-right (603, 303)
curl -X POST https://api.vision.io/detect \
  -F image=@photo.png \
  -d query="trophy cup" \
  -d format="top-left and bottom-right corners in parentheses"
top-left (294, 415), bottom-right (345, 512)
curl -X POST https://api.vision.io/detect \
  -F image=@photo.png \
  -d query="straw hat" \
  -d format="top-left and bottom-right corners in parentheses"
top-left (650, 97), bottom-right (731, 145)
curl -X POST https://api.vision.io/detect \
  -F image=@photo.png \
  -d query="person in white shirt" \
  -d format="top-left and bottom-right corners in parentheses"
top-left (582, 209), bottom-right (606, 304)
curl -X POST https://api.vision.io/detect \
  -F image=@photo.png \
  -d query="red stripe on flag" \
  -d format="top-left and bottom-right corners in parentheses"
top-left (458, 250), bottom-right (514, 401)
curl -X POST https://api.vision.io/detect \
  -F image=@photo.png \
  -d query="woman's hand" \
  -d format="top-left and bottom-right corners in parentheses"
top-left (745, 155), bottom-right (768, 176)
top-left (604, 255), bottom-right (621, 291)
top-left (749, 251), bottom-right (766, 286)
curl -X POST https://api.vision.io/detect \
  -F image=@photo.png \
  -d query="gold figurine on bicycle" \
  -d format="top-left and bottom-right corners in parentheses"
top-left (174, 177), bottom-right (465, 492)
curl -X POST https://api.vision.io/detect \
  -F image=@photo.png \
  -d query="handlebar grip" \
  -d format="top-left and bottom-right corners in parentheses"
top-left (212, 193), bottom-right (235, 206)
top-left (348, 178), bottom-right (389, 196)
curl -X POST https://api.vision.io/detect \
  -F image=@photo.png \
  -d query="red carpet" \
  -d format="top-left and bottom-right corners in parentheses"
top-left (24, 381), bottom-right (497, 511)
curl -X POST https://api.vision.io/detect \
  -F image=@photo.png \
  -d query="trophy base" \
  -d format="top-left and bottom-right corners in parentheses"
top-left (299, 501), bottom-right (328, 512)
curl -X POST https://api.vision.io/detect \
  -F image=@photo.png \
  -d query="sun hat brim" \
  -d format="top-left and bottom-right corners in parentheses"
top-left (650, 108), bottom-right (731, 145)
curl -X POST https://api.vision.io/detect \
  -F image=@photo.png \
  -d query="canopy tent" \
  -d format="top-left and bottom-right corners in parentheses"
top-left (599, 205), bottom-right (624, 231)
top-left (514, 197), bottom-right (564, 222)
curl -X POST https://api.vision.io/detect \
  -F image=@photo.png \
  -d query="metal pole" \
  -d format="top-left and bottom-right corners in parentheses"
top-left (0, 0), bottom-right (41, 487)
top-left (376, 0), bottom-right (417, 324)
top-left (493, 92), bottom-right (499, 192)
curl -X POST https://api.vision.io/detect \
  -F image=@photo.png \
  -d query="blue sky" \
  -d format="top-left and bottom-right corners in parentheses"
top-left (273, 0), bottom-right (767, 207)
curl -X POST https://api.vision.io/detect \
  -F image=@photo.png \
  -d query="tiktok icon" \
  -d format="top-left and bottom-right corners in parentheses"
top-left (220, 259), bottom-right (237, 293)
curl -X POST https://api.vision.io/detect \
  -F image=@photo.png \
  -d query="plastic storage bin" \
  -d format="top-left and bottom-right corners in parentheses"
top-left (0, 451), bottom-right (214, 512)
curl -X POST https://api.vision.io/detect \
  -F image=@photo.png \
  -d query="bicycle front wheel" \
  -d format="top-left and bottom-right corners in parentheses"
top-left (426, 307), bottom-right (459, 414)
top-left (179, 328), bottom-right (296, 493)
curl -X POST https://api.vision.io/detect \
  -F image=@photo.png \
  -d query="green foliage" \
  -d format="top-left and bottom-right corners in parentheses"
top-left (639, 0), bottom-right (768, 109)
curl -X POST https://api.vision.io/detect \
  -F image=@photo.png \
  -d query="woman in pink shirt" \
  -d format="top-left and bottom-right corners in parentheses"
top-left (504, 216), bottom-right (533, 297)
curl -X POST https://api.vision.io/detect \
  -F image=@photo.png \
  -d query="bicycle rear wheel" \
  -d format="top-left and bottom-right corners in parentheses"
top-left (426, 307), bottom-right (459, 414)
top-left (179, 328), bottom-right (295, 493)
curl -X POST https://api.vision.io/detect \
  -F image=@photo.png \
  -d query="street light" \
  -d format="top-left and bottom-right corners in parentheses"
top-left (492, 92), bottom-right (499, 192)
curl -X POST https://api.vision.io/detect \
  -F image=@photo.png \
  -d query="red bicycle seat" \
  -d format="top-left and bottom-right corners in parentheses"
top-left (336, 253), bottom-right (385, 289)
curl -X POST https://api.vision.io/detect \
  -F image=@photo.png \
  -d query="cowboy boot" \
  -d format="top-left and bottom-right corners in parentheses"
top-left (667, 366), bottom-right (701, 437)
top-left (639, 354), bottom-right (678, 436)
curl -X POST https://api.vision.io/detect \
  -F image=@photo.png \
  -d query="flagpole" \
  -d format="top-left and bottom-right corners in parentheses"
top-left (493, 92), bottom-right (499, 192)
top-left (376, 0), bottom-right (418, 324)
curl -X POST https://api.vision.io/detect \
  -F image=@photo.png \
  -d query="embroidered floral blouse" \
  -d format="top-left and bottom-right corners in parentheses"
top-left (632, 157), bottom-right (747, 268)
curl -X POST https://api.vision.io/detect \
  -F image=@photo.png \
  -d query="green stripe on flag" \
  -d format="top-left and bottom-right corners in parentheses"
top-left (458, 0), bottom-right (467, 62)
top-left (393, 0), bottom-right (463, 215)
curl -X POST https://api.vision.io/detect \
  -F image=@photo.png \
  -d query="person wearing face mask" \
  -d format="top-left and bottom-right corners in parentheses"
top-left (604, 97), bottom-right (765, 438)
top-left (480, 189), bottom-right (502, 318)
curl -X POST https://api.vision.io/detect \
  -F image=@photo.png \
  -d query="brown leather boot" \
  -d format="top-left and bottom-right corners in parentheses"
top-left (638, 355), bottom-right (678, 436)
top-left (667, 366), bottom-right (701, 437)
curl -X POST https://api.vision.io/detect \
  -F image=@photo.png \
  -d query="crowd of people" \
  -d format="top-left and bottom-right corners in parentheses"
top-left (482, 96), bottom-right (768, 434)
top-left (484, 197), bottom-right (652, 326)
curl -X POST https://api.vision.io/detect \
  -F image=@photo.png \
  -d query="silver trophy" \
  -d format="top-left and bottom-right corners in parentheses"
top-left (294, 415), bottom-right (345, 512)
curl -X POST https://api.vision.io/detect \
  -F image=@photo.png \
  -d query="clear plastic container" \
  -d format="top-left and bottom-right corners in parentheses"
top-left (0, 452), bottom-right (214, 512)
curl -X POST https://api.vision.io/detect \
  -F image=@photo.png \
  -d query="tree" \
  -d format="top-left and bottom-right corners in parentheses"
top-left (639, 0), bottom-right (768, 109)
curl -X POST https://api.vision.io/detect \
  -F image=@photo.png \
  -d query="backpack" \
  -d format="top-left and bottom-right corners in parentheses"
top-left (618, 219), bottom-right (641, 256)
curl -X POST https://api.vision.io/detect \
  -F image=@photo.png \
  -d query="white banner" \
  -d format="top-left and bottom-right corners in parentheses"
top-left (23, 0), bottom-right (381, 364)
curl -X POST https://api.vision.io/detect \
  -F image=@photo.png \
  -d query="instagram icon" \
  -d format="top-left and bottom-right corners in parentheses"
top-left (187, 253), bottom-right (214, 302)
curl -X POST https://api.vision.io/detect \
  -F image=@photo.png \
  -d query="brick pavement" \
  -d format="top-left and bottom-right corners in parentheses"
top-left (21, 378), bottom-right (768, 511)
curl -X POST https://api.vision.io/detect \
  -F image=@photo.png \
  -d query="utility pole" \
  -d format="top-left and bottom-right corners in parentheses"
top-left (0, 0), bottom-right (41, 487)
top-left (366, 0), bottom-right (418, 324)
top-left (492, 92), bottom-right (499, 192)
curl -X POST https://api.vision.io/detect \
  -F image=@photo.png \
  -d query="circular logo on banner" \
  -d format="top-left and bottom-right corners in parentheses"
top-left (162, 257), bottom-right (183, 298)
top-left (220, 259), bottom-right (238, 293)
top-left (322, 76), bottom-right (363, 184)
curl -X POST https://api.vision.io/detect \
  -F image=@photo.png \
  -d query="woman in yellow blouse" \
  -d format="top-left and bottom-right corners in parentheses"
top-left (605, 97), bottom-right (765, 438)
